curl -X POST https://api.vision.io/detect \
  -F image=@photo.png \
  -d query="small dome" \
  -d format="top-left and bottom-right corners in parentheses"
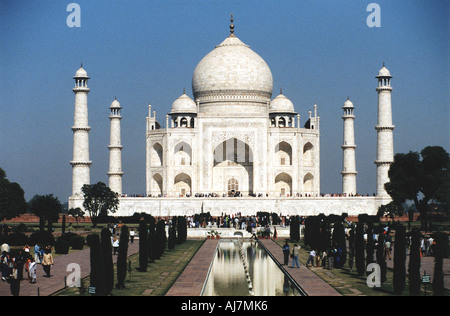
top-left (74, 66), bottom-right (89, 78)
top-left (171, 92), bottom-right (197, 113)
top-left (376, 65), bottom-right (392, 78)
top-left (269, 92), bottom-right (295, 113)
top-left (342, 98), bottom-right (354, 108)
top-left (109, 98), bottom-right (121, 109)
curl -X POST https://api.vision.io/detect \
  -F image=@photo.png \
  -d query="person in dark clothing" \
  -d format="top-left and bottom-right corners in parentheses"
top-left (282, 240), bottom-right (290, 266)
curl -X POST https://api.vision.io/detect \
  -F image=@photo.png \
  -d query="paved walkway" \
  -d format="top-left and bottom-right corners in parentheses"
top-left (0, 242), bottom-right (139, 296)
top-left (259, 239), bottom-right (342, 296)
top-left (166, 239), bottom-right (219, 296)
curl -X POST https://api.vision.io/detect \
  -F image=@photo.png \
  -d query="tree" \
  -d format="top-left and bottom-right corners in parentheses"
top-left (82, 182), bottom-right (119, 228)
top-left (177, 216), bottom-right (187, 244)
top-left (355, 223), bottom-right (365, 276)
top-left (393, 223), bottom-right (407, 294)
top-left (332, 221), bottom-right (347, 268)
top-left (155, 219), bottom-right (166, 259)
top-left (29, 194), bottom-right (62, 232)
top-left (68, 207), bottom-right (85, 228)
top-left (100, 228), bottom-right (114, 294)
top-left (432, 232), bottom-right (449, 296)
top-left (86, 234), bottom-right (106, 296)
top-left (138, 219), bottom-right (148, 272)
top-left (385, 146), bottom-right (449, 229)
top-left (408, 228), bottom-right (422, 295)
top-left (376, 226), bottom-right (387, 284)
top-left (116, 225), bottom-right (129, 289)
top-left (0, 168), bottom-right (27, 221)
top-left (290, 216), bottom-right (300, 242)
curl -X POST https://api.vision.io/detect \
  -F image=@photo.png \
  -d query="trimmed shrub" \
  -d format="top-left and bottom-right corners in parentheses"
top-left (55, 238), bottom-right (70, 254)
top-left (116, 225), bottom-right (129, 289)
top-left (393, 223), bottom-right (407, 294)
top-left (28, 231), bottom-right (55, 246)
top-left (86, 234), bottom-right (106, 296)
top-left (100, 228), bottom-right (114, 294)
top-left (70, 236), bottom-right (85, 250)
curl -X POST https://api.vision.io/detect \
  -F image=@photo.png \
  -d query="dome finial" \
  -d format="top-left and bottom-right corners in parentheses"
top-left (280, 88), bottom-right (283, 95)
top-left (183, 87), bottom-right (186, 94)
top-left (229, 13), bottom-right (235, 35)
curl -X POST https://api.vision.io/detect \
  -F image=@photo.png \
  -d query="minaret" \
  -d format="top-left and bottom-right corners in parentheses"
top-left (70, 64), bottom-right (92, 197)
top-left (341, 98), bottom-right (357, 195)
top-left (375, 63), bottom-right (394, 196)
top-left (108, 97), bottom-right (124, 195)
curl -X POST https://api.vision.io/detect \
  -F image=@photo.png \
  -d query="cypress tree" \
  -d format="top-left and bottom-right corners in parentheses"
top-left (433, 232), bottom-right (448, 296)
top-left (393, 223), bottom-right (406, 294)
top-left (355, 223), bottom-right (365, 276)
top-left (86, 234), bottom-right (106, 296)
top-left (408, 228), bottom-right (421, 295)
top-left (376, 226), bottom-right (387, 284)
top-left (138, 219), bottom-right (148, 272)
top-left (168, 219), bottom-right (176, 250)
top-left (348, 226), bottom-right (355, 272)
top-left (366, 222), bottom-right (375, 270)
top-left (177, 216), bottom-right (187, 244)
top-left (332, 221), bottom-right (347, 268)
top-left (100, 228), bottom-right (114, 295)
top-left (116, 225), bottom-right (129, 289)
top-left (148, 217), bottom-right (157, 263)
top-left (290, 216), bottom-right (300, 242)
top-left (155, 219), bottom-right (167, 259)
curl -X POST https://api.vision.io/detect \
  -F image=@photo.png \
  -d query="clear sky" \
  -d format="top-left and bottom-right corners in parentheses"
top-left (0, 0), bottom-right (448, 203)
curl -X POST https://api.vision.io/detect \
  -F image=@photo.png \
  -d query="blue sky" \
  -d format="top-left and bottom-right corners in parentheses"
top-left (0, 0), bottom-right (448, 203)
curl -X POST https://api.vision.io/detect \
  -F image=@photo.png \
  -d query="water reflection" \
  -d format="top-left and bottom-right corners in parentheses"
top-left (202, 239), bottom-right (302, 296)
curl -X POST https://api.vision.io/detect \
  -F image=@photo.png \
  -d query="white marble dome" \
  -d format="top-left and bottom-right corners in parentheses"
top-left (342, 98), bottom-right (354, 108)
top-left (192, 34), bottom-right (273, 104)
top-left (109, 98), bottom-right (121, 109)
top-left (171, 92), bottom-right (197, 113)
top-left (74, 66), bottom-right (89, 78)
top-left (377, 66), bottom-right (391, 78)
top-left (269, 92), bottom-right (295, 113)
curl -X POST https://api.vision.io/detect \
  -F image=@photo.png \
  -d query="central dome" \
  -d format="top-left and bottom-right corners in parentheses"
top-left (192, 34), bottom-right (273, 109)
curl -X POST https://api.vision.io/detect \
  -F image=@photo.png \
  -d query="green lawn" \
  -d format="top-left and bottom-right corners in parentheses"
top-left (273, 239), bottom-right (448, 296)
top-left (55, 239), bottom-right (205, 296)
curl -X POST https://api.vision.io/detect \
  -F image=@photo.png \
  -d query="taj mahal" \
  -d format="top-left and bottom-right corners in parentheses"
top-left (68, 17), bottom-right (394, 218)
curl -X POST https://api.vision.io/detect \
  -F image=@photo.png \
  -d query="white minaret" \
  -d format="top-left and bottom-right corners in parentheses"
top-left (108, 97), bottom-right (124, 195)
top-left (375, 63), bottom-right (394, 196)
top-left (341, 98), bottom-right (357, 195)
top-left (70, 64), bottom-right (92, 197)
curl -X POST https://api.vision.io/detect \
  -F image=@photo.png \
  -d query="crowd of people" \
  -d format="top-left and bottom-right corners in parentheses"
top-left (121, 192), bottom-right (376, 198)
top-left (1, 242), bottom-right (54, 296)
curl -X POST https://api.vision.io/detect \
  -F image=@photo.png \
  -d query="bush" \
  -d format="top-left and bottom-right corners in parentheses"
top-left (28, 231), bottom-right (55, 246)
top-left (55, 238), bottom-right (70, 254)
top-left (59, 232), bottom-right (79, 243)
top-left (70, 236), bottom-right (86, 250)
top-left (6, 232), bottom-right (29, 246)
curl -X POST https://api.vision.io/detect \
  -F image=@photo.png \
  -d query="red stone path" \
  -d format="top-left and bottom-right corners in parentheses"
top-left (0, 242), bottom-right (139, 296)
top-left (259, 239), bottom-right (342, 296)
top-left (166, 239), bottom-right (219, 296)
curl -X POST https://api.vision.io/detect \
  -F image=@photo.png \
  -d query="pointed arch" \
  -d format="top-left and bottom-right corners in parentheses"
top-left (151, 142), bottom-right (163, 167)
top-left (303, 172), bottom-right (314, 193)
top-left (174, 141), bottom-right (192, 166)
top-left (303, 142), bottom-right (314, 166)
top-left (275, 141), bottom-right (292, 166)
top-left (174, 172), bottom-right (191, 196)
top-left (275, 172), bottom-right (292, 197)
top-left (152, 173), bottom-right (163, 196)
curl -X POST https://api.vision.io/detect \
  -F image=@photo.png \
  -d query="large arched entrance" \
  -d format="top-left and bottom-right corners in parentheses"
top-left (213, 138), bottom-right (253, 196)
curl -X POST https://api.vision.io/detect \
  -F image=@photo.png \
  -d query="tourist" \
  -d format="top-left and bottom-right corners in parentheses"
top-left (1, 250), bottom-right (10, 281)
top-left (112, 236), bottom-right (119, 255)
top-left (42, 248), bottom-right (54, 278)
top-left (28, 258), bottom-right (37, 284)
top-left (291, 244), bottom-right (301, 268)
top-left (130, 229), bottom-right (135, 244)
top-left (9, 263), bottom-right (20, 296)
top-left (34, 244), bottom-right (43, 264)
top-left (282, 240), bottom-right (290, 265)
top-left (305, 249), bottom-right (316, 268)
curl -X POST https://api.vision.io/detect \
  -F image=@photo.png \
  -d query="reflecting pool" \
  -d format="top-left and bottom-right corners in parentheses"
top-left (202, 239), bottom-right (304, 296)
